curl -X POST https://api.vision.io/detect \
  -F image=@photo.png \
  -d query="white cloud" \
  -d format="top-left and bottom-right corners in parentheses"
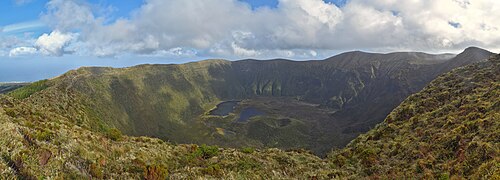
top-left (231, 42), bottom-right (261, 57)
top-left (143, 47), bottom-right (198, 58)
top-left (42, 0), bottom-right (98, 32)
top-left (310, 50), bottom-right (318, 57)
top-left (0, 36), bottom-right (36, 57)
top-left (35, 0), bottom-right (500, 59)
top-left (35, 30), bottom-right (76, 56)
top-left (1, 21), bottom-right (46, 34)
top-left (9, 47), bottom-right (37, 57)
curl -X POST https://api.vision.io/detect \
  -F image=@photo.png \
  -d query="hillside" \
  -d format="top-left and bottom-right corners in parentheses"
top-left (6, 48), bottom-right (493, 156)
top-left (0, 83), bottom-right (28, 94)
top-left (0, 94), bottom-right (327, 179)
top-left (0, 52), bottom-right (497, 179)
top-left (329, 53), bottom-right (500, 179)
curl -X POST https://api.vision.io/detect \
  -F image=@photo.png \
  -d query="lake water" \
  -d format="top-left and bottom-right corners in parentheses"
top-left (209, 101), bottom-right (266, 122)
top-left (209, 101), bottom-right (240, 116)
top-left (236, 107), bottom-right (265, 123)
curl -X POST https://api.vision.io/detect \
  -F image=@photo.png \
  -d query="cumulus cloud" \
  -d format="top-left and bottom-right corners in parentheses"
top-left (35, 31), bottom-right (76, 56)
top-left (9, 47), bottom-right (37, 57)
top-left (36, 0), bottom-right (500, 58)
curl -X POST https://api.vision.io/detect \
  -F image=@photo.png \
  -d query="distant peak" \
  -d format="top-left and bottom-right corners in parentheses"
top-left (442, 47), bottom-right (495, 69)
top-left (455, 47), bottom-right (493, 59)
top-left (462, 46), bottom-right (490, 54)
top-left (464, 46), bottom-right (482, 50)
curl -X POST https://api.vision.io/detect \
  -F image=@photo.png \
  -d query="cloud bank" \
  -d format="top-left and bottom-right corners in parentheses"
top-left (6, 0), bottom-right (500, 59)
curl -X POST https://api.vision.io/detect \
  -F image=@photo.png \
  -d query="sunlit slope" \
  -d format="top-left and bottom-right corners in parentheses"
top-left (329, 53), bottom-right (499, 179)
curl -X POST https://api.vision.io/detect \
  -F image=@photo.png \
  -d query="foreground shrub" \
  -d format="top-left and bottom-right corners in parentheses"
top-left (105, 128), bottom-right (122, 141)
top-left (144, 165), bottom-right (168, 180)
top-left (193, 144), bottom-right (220, 159)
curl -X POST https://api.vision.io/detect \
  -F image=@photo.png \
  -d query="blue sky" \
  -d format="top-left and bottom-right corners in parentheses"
top-left (0, 0), bottom-right (499, 82)
top-left (0, 0), bottom-right (346, 36)
top-left (0, 0), bottom-right (143, 35)
top-left (0, 0), bottom-right (345, 24)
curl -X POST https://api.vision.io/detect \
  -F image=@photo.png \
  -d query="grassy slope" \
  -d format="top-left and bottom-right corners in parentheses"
top-left (0, 94), bottom-right (328, 179)
top-left (328, 54), bottom-right (500, 179)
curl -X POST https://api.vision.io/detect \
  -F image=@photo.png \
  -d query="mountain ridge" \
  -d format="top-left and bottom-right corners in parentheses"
top-left (0, 51), bottom-right (497, 179)
top-left (6, 47), bottom-right (495, 156)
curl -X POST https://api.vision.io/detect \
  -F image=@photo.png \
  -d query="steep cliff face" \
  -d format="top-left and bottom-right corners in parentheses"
top-left (7, 48), bottom-right (493, 155)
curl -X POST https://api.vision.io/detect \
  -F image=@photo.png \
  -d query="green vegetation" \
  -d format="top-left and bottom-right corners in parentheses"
top-left (191, 144), bottom-right (220, 159)
top-left (0, 50), bottom-right (497, 179)
top-left (241, 147), bottom-right (255, 154)
top-left (144, 165), bottom-right (168, 180)
top-left (34, 129), bottom-right (53, 142)
top-left (1, 48), bottom-right (489, 158)
top-left (105, 128), bottom-right (123, 141)
top-left (8, 80), bottom-right (49, 99)
top-left (328, 54), bottom-right (500, 179)
top-left (0, 83), bottom-right (28, 94)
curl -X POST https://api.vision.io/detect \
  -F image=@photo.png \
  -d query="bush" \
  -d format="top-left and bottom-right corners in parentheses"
top-left (241, 147), bottom-right (255, 154)
top-left (35, 129), bottom-right (53, 142)
top-left (438, 173), bottom-right (450, 180)
top-left (202, 164), bottom-right (222, 176)
top-left (105, 128), bottom-right (122, 141)
top-left (89, 163), bottom-right (104, 179)
top-left (144, 165), bottom-right (168, 180)
top-left (237, 159), bottom-right (260, 170)
top-left (4, 108), bottom-right (17, 117)
top-left (190, 144), bottom-right (220, 160)
top-left (359, 148), bottom-right (378, 166)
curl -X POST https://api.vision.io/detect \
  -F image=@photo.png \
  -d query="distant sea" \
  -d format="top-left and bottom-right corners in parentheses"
top-left (0, 56), bottom-right (206, 82)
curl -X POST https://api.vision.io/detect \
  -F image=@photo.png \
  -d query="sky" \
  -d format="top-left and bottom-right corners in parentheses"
top-left (0, 0), bottom-right (499, 82)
